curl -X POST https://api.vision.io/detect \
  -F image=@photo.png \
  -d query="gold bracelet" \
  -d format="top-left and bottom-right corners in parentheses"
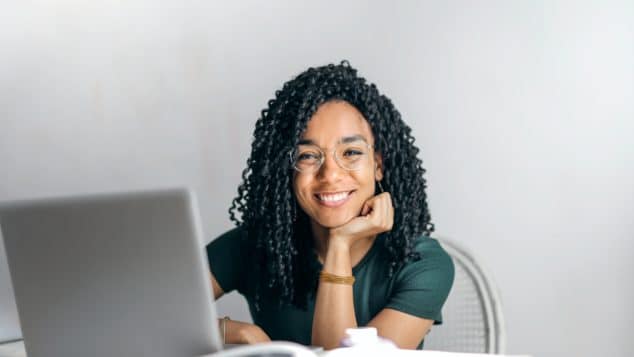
top-left (319, 271), bottom-right (355, 285)
top-left (221, 316), bottom-right (230, 344)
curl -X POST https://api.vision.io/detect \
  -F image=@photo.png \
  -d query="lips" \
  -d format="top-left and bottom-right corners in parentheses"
top-left (314, 190), bottom-right (355, 207)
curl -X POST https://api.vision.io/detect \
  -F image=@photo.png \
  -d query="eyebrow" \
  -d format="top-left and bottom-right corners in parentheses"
top-left (297, 134), bottom-right (369, 146)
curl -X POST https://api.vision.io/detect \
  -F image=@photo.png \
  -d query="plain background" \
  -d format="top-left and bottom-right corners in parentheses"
top-left (1, 1), bottom-right (632, 356)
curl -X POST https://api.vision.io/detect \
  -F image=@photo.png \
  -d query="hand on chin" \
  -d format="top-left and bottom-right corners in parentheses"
top-left (327, 192), bottom-right (394, 248)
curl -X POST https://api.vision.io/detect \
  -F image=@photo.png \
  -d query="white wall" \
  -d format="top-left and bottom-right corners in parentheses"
top-left (1, 1), bottom-right (632, 356)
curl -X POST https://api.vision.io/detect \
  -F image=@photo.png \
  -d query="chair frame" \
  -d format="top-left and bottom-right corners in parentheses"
top-left (435, 237), bottom-right (506, 354)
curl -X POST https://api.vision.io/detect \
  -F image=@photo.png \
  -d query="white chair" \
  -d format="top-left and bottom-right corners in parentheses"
top-left (424, 238), bottom-right (506, 354)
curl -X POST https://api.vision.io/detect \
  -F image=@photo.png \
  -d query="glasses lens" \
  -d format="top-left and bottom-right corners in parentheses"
top-left (335, 141), bottom-right (370, 170)
top-left (292, 146), bottom-right (322, 172)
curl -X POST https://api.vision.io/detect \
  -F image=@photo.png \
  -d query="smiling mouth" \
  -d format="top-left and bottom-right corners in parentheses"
top-left (314, 190), bottom-right (355, 207)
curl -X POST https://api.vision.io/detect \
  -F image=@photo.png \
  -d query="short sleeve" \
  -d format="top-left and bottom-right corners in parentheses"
top-left (385, 238), bottom-right (455, 324)
top-left (205, 226), bottom-right (249, 294)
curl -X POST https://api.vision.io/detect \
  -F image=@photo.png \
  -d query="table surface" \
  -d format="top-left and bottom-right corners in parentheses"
top-left (0, 340), bottom-right (531, 357)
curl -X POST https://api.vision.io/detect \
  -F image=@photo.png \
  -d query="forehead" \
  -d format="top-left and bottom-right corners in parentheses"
top-left (300, 101), bottom-right (374, 145)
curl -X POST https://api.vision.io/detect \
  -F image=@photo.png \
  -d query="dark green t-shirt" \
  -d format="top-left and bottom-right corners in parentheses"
top-left (206, 226), bottom-right (454, 349)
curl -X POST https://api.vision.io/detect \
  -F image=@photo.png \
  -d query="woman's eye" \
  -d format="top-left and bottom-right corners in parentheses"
top-left (298, 152), bottom-right (319, 161)
top-left (343, 149), bottom-right (363, 157)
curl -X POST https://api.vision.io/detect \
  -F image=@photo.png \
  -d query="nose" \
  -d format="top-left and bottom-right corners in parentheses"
top-left (316, 152), bottom-right (344, 182)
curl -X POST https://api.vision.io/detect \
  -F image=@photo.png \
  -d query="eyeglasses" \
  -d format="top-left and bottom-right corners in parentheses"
top-left (289, 139), bottom-right (374, 173)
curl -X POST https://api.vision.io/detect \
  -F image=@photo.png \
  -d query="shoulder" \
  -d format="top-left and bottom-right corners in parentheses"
top-left (206, 225), bottom-right (248, 249)
top-left (205, 226), bottom-right (250, 265)
top-left (413, 236), bottom-right (453, 263)
top-left (382, 236), bottom-right (455, 323)
top-left (395, 236), bottom-right (455, 287)
top-left (205, 225), bottom-right (251, 293)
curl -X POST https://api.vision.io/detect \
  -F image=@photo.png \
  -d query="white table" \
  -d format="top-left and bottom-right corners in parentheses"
top-left (1, 340), bottom-right (531, 357)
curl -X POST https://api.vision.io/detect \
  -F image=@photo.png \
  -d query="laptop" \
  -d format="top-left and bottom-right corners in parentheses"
top-left (0, 188), bottom-right (225, 357)
top-left (0, 189), bottom-right (317, 357)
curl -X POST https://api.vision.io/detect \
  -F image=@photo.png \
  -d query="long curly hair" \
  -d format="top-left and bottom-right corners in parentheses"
top-left (229, 61), bottom-right (434, 309)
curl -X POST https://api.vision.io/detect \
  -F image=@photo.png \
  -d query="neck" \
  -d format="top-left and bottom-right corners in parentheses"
top-left (310, 220), bottom-right (377, 267)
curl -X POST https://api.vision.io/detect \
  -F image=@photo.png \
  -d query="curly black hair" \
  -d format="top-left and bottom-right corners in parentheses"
top-left (229, 61), bottom-right (434, 309)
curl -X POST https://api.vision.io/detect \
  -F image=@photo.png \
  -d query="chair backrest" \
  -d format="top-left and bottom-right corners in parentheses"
top-left (423, 238), bottom-right (505, 354)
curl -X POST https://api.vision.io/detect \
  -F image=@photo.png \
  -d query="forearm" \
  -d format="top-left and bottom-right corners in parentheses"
top-left (221, 319), bottom-right (270, 344)
top-left (311, 242), bottom-right (358, 349)
top-left (223, 319), bottom-right (244, 344)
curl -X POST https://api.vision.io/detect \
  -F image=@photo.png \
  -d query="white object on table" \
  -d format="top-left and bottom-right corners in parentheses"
top-left (323, 349), bottom-right (531, 357)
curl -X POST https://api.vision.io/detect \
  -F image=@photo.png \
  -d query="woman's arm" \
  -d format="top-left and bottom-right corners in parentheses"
top-left (210, 272), bottom-right (225, 299)
top-left (311, 240), bottom-right (357, 349)
top-left (311, 193), bottom-right (393, 349)
top-left (310, 242), bottom-right (436, 349)
top-left (311, 192), bottom-right (439, 349)
top-left (367, 308), bottom-right (434, 349)
top-left (210, 273), bottom-right (271, 344)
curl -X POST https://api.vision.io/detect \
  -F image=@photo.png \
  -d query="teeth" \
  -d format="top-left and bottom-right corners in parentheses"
top-left (318, 192), bottom-right (350, 202)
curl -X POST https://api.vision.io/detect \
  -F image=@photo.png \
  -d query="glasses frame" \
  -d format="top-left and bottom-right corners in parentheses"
top-left (289, 140), bottom-right (374, 174)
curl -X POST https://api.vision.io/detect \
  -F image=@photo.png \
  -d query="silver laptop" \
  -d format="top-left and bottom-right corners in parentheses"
top-left (0, 189), bottom-right (222, 357)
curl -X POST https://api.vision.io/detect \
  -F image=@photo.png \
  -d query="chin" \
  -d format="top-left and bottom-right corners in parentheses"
top-left (314, 213), bottom-right (355, 229)
top-left (315, 220), bottom-right (345, 229)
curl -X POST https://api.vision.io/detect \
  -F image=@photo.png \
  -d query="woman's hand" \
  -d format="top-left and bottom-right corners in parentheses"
top-left (225, 320), bottom-right (271, 344)
top-left (328, 192), bottom-right (394, 248)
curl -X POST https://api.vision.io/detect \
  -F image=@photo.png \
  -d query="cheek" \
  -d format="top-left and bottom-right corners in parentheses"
top-left (292, 176), bottom-right (311, 205)
top-left (354, 168), bottom-right (377, 192)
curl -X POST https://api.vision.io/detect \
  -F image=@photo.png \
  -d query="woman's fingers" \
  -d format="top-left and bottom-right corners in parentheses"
top-left (330, 192), bottom-right (394, 245)
top-left (361, 200), bottom-right (372, 216)
top-left (364, 192), bottom-right (393, 232)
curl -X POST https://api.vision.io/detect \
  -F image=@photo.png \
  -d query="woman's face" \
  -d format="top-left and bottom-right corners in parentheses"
top-left (292, 101), bottom-right (383, 229)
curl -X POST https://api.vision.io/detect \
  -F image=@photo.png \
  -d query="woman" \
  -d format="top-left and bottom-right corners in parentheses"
top-left (206, 61), bottom-right (454, 350)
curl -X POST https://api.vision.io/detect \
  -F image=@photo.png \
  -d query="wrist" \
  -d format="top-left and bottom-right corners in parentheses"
top-left (220, 316), bottom-right (231, 344)
top-left (322, 240), bottom-right (352, 276)
top-left (327, 234), bottom-right (352, 252)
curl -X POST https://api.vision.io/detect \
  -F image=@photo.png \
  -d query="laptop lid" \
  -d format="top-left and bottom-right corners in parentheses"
top-left (0, 188), bottom-right (222, 357)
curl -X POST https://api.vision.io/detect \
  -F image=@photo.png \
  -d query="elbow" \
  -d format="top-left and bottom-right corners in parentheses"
top-left (311, 334), bottom-right (342, 351)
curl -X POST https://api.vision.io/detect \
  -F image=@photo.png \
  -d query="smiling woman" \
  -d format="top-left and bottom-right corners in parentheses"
top-left (205, 61), bottom-right (454, 350)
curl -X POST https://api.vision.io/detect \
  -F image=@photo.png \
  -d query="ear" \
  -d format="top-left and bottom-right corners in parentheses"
top-left (374, 152), bottom-right (384, 181)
